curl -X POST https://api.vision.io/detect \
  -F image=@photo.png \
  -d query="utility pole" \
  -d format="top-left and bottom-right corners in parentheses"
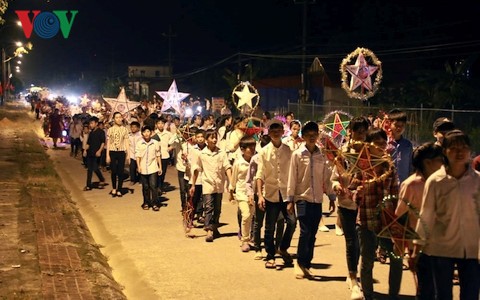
top-left (162, 25), bottom-right (176, 78)
top-left (1, 48), bottom-right (5, 105)
top-left (294, 0), bottom-right (315, 103)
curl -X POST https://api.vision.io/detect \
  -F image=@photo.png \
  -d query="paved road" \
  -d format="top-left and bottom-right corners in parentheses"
top-left (48, 142), bottom-right (423, 300)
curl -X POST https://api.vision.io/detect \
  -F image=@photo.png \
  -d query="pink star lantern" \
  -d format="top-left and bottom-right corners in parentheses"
top-left (345, 53), bottom-right (378, 91)
top-left (156, 80), bottom-right (190, 115)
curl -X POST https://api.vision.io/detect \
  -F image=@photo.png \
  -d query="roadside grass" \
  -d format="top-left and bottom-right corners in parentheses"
top-left (0, 104), bottom-right (126, 299)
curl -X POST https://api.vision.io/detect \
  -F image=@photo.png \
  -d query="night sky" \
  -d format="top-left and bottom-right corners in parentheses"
top-left (3, 0), bottom-right (480, 91)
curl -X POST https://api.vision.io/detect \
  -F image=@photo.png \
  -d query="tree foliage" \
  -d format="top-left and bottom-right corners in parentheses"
top-left (393, 55), bottom-right (480, 109)
top-left (0, 0), bottom-right (8, 25)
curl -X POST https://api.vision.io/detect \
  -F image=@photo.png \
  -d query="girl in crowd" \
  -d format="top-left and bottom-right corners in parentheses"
top-left (355, 128), bottom-right (402, 300)
top-left (282, 119), bottom-right (303, 151)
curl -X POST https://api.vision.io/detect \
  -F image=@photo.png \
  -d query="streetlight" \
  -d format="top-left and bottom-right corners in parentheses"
top-left (1, 42), bottom-right (33, 104)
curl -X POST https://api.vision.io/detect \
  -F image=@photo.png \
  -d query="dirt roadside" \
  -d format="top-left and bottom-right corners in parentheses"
top-left (0, 102), bottom-right (126, 299)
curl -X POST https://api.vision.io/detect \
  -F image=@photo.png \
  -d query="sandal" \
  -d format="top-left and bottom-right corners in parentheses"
top-left (265, 259), bottom-right (276, 269)
top-left (83, 186), bottom-right (92, 191)
top-left (116, 191), bottom-right (123, 197)
top-left (152, 205), bottom-right (159, 211)
top-left (141, 204), bottom-right (150, 210)
top-left (278, 249), bottom-right (293, 266)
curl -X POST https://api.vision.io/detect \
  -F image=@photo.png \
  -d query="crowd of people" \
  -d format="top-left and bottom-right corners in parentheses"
top-left (40, 101), bottom-right (479, 300)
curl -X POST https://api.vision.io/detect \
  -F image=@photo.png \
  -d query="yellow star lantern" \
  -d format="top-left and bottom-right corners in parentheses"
top-left (232, 81), bottom-right (259, 113)
top-left (340, 47), bottom-right (382, 101)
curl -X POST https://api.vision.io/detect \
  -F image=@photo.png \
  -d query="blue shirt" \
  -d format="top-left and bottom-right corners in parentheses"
top-left (388, 136), bottom-right (413, 183)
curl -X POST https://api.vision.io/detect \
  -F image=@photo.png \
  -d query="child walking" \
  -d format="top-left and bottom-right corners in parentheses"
top-left (287, 121), bottom-right (334, 279)
top-left (83, 116), bottom-right (106, 190)
top-left (128, 121), bottom-right (142, 185)
top-left (136, 125), bottom-right (162, 211)
top-left (355, 128), bottom-right (402, 300)
top-left (229, 136), bottom-right (257, 252)
top-left (331, 116), bottom-right (369, 299)
top-left (396, 142), bottom-right (443, 299)
top-left (256, 120), bottom-right (296, 269)
top-left (415, 130), bottom-right (480, 300)
top-left (190, 129), bottom-right (232, 242)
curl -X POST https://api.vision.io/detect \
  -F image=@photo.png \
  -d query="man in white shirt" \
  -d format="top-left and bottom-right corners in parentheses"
top-left (256, 120), bottom-right (296, 269)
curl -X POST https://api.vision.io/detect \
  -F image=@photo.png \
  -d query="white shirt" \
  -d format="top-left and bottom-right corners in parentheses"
top-left (416, 166), bottom-right (480, 259)
top-left (246, 154), bottom-right (259, 197)
top-left (226, 129), bottom-right (244, 161)
top-left (287, 145), bottom-right (333, 203)
top-left (283, 135), bottom-right (304, 152)
top-left (193, 146), bottom-right (231, 194)
top-left (229, 155), bottom-right (251, 201)
top-left (128, 131), bottom-right (142, 160)
top-left (153, 129), bottom-right (172, 159)
top-left (168, 133), bottom-right (187, 172)
top-left (255, 142), bottom-right (292, 202)
top-left (188, 144), bottom-right (204, 185)
top-left (135, 139), bottom-right (160, 175)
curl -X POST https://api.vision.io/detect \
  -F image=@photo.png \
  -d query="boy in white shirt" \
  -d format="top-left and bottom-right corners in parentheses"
top-left (136, 125), bottom-right (162, 211)
top-left (256, 120), bottom-right (296, 269)
top-left (190, 129), bottom-right (232, 242)
top-left (128, 121), bottom-right (142, 185)
top-left (152, 117), bottom-right (173, 193)
top-left (287, 121), bottom-right (334, 279)
top-left (229, 136), bottom-right (257, 252)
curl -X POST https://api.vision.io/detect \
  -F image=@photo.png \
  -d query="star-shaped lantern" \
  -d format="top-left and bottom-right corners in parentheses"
top-left (79, 94), bottom-right (91, 107)
top-left (340, 47), bottom-right (382, 101)
top-left (232, 81), bottom-right (260, 113)
top-left (156, 80), bottom-right (190, 115)
top-left (346, 53), bottom-right (378, 92)
top-left (377, 196), bottom-right (422, 257)
top-left (234, 83), bottom-right (256, 109)
top-left (326, 113), bottom-right (350, 139)
top-left (322, 110), bottom-right (352, 147)
top-left (103, 87), bottom-right (139, 121)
